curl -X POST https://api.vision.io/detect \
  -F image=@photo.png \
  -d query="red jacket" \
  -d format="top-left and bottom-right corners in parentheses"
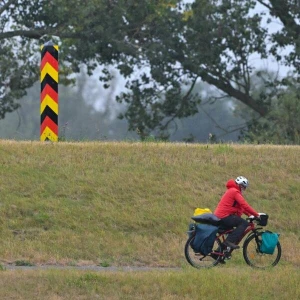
top-left (214, 179), bottom-right (259, 218)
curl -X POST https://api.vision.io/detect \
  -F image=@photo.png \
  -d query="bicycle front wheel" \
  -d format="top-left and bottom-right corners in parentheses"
top-left (243, 232), bottom-right (281, 268)
top-left (184, 235), bottom-right (222, 269)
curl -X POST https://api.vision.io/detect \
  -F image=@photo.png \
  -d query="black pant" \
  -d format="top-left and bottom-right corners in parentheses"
top-left (219, 215), bottom-right (249, 244)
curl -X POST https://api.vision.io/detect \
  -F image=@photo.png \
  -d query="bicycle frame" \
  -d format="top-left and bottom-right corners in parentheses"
top-left (212, 221), bottom-right (263, 257)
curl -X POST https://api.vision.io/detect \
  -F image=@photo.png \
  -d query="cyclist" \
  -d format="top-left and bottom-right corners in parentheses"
top-left (214, 176), bottom-right (260, 250)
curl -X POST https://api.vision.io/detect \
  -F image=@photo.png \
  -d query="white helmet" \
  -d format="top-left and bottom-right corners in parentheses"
top-left (235, 176), bottom-right (249, 188)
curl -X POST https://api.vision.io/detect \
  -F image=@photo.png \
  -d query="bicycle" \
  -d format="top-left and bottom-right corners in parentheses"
top-left (184, 214), bottom-right (281, 269)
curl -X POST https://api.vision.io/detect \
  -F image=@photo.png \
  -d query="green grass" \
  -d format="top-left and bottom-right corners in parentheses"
top-left (0, 267), bottom-right (299, 299)
top-left (0, 140), bottom-right (299, 299)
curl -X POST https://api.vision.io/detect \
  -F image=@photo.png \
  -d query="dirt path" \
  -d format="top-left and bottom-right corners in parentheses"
top-left (4, 264), bottom-right (181, 272)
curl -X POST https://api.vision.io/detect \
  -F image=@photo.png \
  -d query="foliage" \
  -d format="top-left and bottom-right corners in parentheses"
top-left (0, 76), bottom-right (243, 142)
top-left (0, 79), bottom-right (137, 141)
top-left (15, 260), bottom-right (35, 267)
top-left (241, 79), bottom-right (300, 144)
top-left (0, 0), bottom-right (299, 140)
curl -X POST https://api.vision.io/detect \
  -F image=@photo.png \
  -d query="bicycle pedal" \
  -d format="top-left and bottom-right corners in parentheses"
top-left (223, 248), bottom-right (232, 259)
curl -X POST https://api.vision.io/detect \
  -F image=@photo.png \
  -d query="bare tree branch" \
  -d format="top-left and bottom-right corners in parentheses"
top-left (256, 0), bottom-right (273, 10)
top-left (0, 0), bottom-right (17, 15)
top-left (199, 105), bottom-right (228, 133)
top-left (199, 71), bottom-right (268, 116)
top-left (161, 76), bottom-right (199, 131)
top-left (0, 29), bottom-right (79, 40)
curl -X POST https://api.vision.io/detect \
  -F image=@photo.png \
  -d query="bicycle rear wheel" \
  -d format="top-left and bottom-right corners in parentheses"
top-left (243, 232), bottom-right (281, 268)
top-left (184, 235), bottom-right (222, 268)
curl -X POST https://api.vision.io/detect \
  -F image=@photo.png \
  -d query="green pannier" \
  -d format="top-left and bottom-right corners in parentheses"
top-left (260, 231), bottom-right (279, 254)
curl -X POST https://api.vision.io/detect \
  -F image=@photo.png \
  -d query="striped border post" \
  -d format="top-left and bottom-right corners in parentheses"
top-left (40, 41), bottom-right (59, 141)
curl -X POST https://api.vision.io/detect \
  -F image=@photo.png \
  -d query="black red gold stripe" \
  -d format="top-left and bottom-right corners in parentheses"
top-left (40, 42), bottom-right (58, 141)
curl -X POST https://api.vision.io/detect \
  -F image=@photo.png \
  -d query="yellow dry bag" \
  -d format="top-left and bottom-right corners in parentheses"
top-left (193, 208), bottom-right (212, 216)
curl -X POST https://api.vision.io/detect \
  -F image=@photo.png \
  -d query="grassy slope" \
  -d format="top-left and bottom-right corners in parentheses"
top-left (0, 140), bottom-right (299, 268)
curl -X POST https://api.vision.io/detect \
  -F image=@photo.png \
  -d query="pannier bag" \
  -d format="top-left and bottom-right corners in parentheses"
top-left (187, 223), bottom-right (196, 238)
top-left (260, 231), bottom-right (279, 254)
top-left (191, 224), bottom-right (218, 255)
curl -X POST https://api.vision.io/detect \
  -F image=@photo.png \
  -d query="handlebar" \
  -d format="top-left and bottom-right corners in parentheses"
top-left (246, 216), bottom-right (260, 222)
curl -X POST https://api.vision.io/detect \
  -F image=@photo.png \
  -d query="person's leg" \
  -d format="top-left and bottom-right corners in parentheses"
top-left (220, 215), bottom-right (249, 245)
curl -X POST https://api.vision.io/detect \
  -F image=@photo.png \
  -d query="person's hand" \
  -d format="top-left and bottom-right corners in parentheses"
top-left (257, 212), bottom-right (268, 220)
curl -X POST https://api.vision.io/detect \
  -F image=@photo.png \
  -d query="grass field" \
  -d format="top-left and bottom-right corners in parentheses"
top-left (0, 267), bottom-right (299, 299)
top-left (0, 140), bottom-right (299, 299)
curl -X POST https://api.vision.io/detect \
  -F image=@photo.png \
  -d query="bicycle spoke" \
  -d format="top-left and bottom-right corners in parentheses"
top-left (184, 235), bottom-right (222, 268)
top-left (243, 232), bottom-right (281, 268)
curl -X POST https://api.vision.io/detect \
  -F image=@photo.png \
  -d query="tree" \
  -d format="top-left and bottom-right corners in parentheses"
top-left (1, 0), bottom-right (178, 119)
top-left (1, 0), bottom-right (299, 140)
top-left (240, 79), bottom-right (300, 144)
top-left (257, 0), bottom-right (300, 72)
top-left (113, 0), bottom-right (299, 138)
